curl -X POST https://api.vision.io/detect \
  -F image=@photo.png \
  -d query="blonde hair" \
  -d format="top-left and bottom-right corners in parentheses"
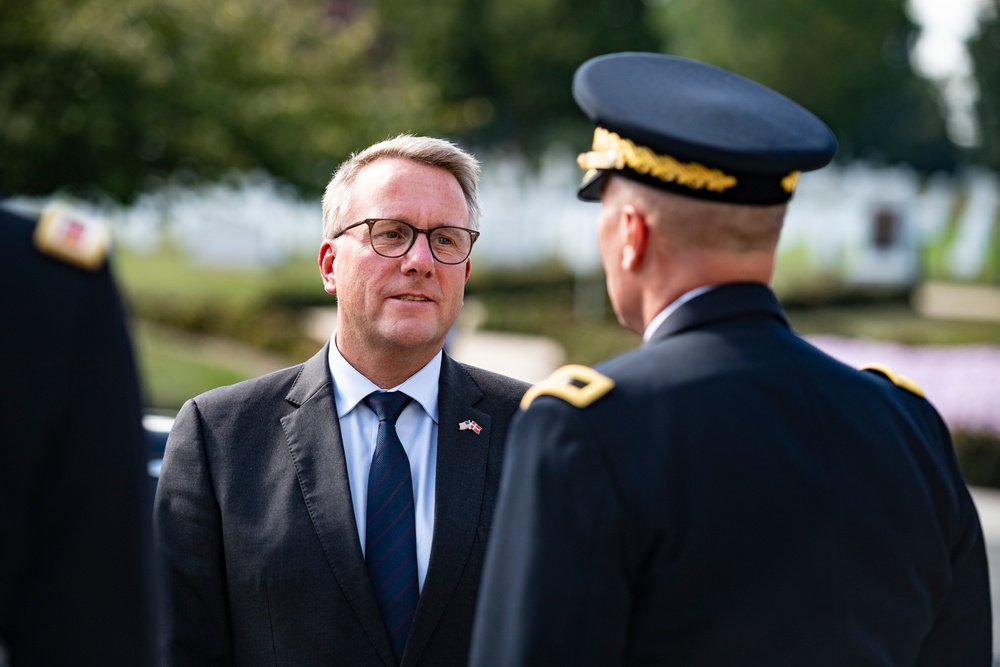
top-left (321, 134), bottom-right (482, 238)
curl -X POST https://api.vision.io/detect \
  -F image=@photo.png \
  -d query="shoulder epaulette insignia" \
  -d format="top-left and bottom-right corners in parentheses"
top-left (33, 203), bottom-right (109, 271)
top-left (860, 363), bottom-right (926, 399)
top-left (520, 364), bottom-right (615, 410)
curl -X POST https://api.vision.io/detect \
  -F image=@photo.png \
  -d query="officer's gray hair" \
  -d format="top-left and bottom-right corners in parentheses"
top-left (321, 134), bottom-right (482, 238)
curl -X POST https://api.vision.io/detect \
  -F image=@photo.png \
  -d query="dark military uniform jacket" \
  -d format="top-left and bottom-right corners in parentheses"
top-left (0, 205), bottom-right (153, 666)
top-left (472, 282), bottom-right (991, 666)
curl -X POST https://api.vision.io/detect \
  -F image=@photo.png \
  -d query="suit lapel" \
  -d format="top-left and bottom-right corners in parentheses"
top-left (282, 345), bottom-right (396, 667)
top-left (402, 355), bottom-right (490, 666)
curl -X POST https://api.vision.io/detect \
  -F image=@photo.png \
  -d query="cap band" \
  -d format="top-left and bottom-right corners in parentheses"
top-left (577, 127), bottom-right (738, 194)
top-left (577, 127), bottom-right (803, 202)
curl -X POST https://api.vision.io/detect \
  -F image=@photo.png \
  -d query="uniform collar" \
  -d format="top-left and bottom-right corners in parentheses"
top-left (646, 282), bottom-right (788, 344)
top-left (643, 285), bottom-right (717, 342)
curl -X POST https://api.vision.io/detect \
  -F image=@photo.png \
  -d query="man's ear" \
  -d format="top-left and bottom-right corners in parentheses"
top-left (319, 239), bottom-right (337, 295)
top-left (620, 204), bottom-right (649, 271)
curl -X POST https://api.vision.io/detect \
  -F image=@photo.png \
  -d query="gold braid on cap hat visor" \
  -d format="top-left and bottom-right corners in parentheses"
top-left (577, 128), bottom-right (803, 196)
top-left (577, 127), bottom-right (738, 193)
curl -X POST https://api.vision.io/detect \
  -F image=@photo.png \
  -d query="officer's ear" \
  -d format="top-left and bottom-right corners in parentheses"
top-left (620, 204), bottom-right (649, 272)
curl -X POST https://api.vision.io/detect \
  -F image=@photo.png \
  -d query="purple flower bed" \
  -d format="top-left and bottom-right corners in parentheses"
top-left (807, 335), bottom-right (1000, 438)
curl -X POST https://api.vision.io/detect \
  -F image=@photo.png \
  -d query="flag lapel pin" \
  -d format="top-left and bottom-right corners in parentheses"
top-left (459, 419), bottom-right (482, 434)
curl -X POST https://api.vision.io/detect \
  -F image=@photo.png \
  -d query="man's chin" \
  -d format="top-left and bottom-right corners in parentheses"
top-left (380, 323), bottom-right (448, 353)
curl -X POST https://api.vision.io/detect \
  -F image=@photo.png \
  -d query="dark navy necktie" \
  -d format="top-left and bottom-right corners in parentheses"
top-left (364, 391), bottom-right (419, 661)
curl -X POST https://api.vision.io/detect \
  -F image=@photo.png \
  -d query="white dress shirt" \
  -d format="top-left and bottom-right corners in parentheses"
top-left (327, 334), bottom-right (440, 591)
top-left (643, 285), bottom-right (717, 342)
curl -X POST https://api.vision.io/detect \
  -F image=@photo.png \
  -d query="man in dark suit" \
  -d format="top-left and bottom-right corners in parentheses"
top-left (0, 203), bottom-right (154, 666)
top-left (154, 135), bottom-right (529, 667)
top-left (471, 53), bottom-right (992, 666)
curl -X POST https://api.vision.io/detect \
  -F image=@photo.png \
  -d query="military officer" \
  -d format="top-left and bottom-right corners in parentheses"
top-left (471, 53), bottom-right (991, 666)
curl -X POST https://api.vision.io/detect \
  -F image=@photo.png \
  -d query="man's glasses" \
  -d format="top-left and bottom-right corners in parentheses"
top-left (334, 218), bottom-right (480, 265)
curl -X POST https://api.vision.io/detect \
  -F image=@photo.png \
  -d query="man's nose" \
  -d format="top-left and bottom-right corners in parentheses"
top-left (401, 232), bottom-right (435, 272)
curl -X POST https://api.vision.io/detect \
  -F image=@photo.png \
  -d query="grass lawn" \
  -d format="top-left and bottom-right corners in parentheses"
top-left (115, 248), bottom-right (323, 410)
top-left (112, 246), bottom-right (322, 307)
top-left (132, 322), bottom-right (295, 410)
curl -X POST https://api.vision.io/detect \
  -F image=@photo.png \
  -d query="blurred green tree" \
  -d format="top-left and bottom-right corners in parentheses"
top-left (647, 0), bottom-right (958, 172)
top-left (1, 0), bottom-right (976, 202)
top-left (968, 0), bottom-right (1000, 170)
top-left (372, 0), bottom-right (661, 154)
top-left (0, 0), bottom-right (391, 201)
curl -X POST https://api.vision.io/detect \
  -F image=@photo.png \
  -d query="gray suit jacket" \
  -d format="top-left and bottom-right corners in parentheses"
top-left (154, 345), bottom-right (528, 667)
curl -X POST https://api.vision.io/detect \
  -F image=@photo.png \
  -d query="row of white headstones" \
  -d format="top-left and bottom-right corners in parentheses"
top-left (17, 155), bottom-right (998, 284)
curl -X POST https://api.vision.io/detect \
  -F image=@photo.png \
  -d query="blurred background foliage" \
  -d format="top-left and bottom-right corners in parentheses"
top-left (969, 0), bottom-right (1000, 168)
top-left (1, 0), bottom-right (383, 200)
top-left (650, 0), bottom-right (959, 171)
top-left (3, 0), bottom-right (999, 202)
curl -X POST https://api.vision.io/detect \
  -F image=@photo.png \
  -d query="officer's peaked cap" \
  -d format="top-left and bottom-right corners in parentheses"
top-left (573, 52), bottom-right (837, 205)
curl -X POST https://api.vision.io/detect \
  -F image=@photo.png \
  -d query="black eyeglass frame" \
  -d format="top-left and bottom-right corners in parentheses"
top-left (333, 218), bottom-right (480, 265)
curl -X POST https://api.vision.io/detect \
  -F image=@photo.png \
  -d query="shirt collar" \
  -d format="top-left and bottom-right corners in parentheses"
top-left (642, 285), bottom-right (717, 342)
top-left (327, 332), bottom-right (441, 422)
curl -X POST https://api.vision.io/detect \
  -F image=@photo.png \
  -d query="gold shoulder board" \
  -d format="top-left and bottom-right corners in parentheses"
top-left (33, 203), bottom-right (109, 271)
top-left (520, 364), bottom-right (615, 410)
top-left (860, 363), bottom-right (925, 399)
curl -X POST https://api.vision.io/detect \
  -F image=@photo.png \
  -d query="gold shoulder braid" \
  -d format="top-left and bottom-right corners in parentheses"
top-left (577, 127), bottom-right (738, 194)
top-left (33, 203), bottom-right (109, 271)
top-left (521, 364), bottom-right (615, 410)
top-left (860, 364), bottom-right (926, 399)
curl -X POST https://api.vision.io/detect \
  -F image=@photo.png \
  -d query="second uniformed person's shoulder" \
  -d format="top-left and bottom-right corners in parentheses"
top-left (520, 364), bottom-right (615, 410)
top-left (859, 363), bottom-right (926, 399)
